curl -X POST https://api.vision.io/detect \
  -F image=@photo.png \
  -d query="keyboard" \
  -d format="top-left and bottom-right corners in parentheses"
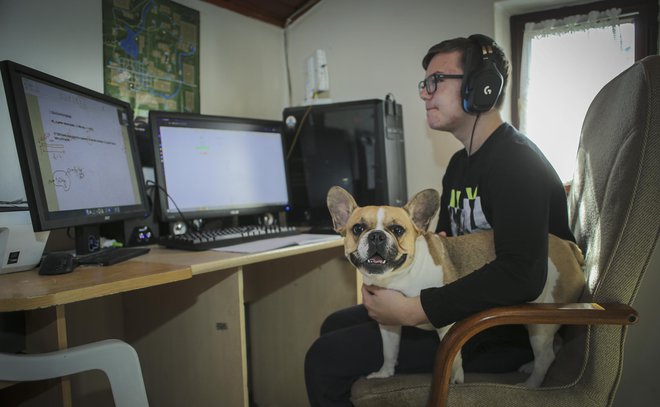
top-left (76, 247), bottom-right (151, 266)
top-left (159, 225), bottom-right (300, 251)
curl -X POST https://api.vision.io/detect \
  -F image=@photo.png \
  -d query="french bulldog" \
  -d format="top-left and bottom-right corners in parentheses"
top-left (327, 186), bottom-right (585, 387)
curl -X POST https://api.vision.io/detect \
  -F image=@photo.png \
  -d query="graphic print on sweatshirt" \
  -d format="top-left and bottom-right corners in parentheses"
top-left (448, 186), bottom-right (491, 236)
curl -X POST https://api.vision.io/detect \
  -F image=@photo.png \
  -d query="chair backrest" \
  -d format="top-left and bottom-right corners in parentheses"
top-left (569, 54), bottom-right (660, 305)
top-left (543, 56), bottom-right (660, 404)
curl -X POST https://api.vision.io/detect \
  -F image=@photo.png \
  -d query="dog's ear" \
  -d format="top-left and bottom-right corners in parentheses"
top-left (404, 189), bottom-right (440, 232)
top-left (327, 186), bottom-right (358, 235)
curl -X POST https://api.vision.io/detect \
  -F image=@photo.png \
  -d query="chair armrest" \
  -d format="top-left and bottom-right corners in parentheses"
top-left (428, 302), bottom-right (638, 407)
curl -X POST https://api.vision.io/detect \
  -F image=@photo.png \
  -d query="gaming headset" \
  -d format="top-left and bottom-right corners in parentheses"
top-left (461, 35), bottom-right (504, 114)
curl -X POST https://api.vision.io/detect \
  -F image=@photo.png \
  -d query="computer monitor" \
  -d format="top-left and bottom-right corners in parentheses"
top-left (148, 111), bottom-right (290, 226)
top-left (1, 60), bottom-right (149, 254)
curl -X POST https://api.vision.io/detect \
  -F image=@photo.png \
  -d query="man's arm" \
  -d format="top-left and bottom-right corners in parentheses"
top-left (421, 144), bottom-right (552, 328)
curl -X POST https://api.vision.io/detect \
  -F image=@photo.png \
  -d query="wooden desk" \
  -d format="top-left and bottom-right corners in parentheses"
top-left (0, 239), bottom-right (356, 406)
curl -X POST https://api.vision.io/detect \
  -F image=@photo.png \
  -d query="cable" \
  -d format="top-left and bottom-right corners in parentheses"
top-left (145, 180), bottom-right (190, 228)
top-left (0, 199), bottom-right (28, 206)
top-left (283, 0), bottom-right (324, 105)
top-left (285, 91), bottom-right (316, 160)
top-left (467, 113), bottom-right (481, 157)
top-left (284, 23), bottom-right (293, 106)
top-left (466, 113), bottom-right (481, 173)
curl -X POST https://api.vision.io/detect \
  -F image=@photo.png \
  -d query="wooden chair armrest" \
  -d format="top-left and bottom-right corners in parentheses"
top-left (428, 302), bottom-right (639, 407)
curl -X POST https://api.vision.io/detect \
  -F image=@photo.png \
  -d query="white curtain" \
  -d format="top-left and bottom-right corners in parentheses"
top-left (518, 8), bottom-right (624, 133)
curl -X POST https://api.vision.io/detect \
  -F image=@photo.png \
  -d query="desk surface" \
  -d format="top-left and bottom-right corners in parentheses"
top-left (0, 238), bottom-right (344, 312)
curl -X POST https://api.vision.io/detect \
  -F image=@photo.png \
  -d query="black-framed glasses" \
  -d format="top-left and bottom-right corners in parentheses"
top-left (418, 72), bottom-right (464, 95)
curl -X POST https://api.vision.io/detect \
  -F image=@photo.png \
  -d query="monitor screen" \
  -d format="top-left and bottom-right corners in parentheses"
top-left (1, 60), bottom-right (148, 232)
top-left (149, 111), bottom-right (290, 223)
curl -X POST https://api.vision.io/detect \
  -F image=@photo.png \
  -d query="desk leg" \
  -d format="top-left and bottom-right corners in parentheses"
top-left (23, 305), bottom-right (72, 407)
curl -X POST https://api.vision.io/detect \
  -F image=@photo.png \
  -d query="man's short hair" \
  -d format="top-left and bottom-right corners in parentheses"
top-left (422, 35), bottom-right (510, 108)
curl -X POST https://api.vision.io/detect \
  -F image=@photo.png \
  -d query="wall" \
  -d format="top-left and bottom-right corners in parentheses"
top-left (0, 0), bottom-right (287, 203)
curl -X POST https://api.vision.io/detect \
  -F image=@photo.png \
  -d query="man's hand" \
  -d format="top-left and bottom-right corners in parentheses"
top-left (361, 284), bottom-right (429, 326)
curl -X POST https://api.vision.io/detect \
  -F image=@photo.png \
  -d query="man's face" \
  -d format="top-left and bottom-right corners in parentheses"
top-left (420, 51), bottom-right (466, 133)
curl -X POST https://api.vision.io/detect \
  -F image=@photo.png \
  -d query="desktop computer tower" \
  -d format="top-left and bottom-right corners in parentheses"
top-left (282, 97), bottom-right (407, 229)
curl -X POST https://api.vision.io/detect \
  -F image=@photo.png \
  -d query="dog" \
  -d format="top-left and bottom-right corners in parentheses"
top-left (327, 186), bottom-right (585, 387)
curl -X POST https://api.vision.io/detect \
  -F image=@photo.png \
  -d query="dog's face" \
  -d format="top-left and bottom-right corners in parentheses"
top-left (327, 186), bottom-right (440, 277)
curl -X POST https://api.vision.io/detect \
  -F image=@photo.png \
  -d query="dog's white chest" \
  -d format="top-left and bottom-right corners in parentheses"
top-left (365, 237), bottom-right (443, 297)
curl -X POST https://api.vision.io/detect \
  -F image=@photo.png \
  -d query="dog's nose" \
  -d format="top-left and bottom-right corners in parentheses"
top-left (369, 230), bottom-right (387, 243)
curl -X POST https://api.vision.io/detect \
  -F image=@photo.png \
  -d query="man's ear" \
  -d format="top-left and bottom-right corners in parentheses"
top-left (403, 189), bottom-right (440, 232)
top-left (327, 186), bottom-right (358, 235)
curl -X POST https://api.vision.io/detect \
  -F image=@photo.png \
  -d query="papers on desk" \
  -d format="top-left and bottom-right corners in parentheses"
top-left (212, 233), bottom-right (342, 253)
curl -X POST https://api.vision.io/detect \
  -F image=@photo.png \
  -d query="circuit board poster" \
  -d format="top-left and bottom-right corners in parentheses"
top-left (103, 0), bottom-right (200, 118)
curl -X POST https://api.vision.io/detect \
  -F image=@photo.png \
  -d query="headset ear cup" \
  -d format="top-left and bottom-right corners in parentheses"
top-left (462, 35), bottom-right (504, 113)
top-left (463, 60), bottom-right (503, 113)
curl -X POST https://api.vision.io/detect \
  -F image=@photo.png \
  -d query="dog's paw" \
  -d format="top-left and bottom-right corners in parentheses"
top-left (516, 377), bottom-right (542, 388)
top-left (366, 369), bottom-right (395, 379)
top-left (518, 360), bottom-right (535, 374)
top-left (450, 368), bottom-right (464, 384)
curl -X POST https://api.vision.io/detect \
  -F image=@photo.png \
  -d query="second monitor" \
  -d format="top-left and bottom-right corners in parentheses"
top-left (149, 112), bottom-right (290, 228)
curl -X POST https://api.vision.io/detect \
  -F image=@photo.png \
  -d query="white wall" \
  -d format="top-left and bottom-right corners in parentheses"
top-left (0, 0), bottom-right (287, 203)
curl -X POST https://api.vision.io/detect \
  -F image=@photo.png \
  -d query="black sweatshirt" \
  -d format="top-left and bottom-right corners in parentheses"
top-left (421, 122), bottom-right (574, 328)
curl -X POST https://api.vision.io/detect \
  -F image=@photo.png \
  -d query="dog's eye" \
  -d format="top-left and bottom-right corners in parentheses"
top-left (389, 225), bottom-right (405, 237)
top-left (352, 224), bottom-right (365, 236)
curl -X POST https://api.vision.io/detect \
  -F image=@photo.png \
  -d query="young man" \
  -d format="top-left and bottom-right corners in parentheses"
top-left (305, 34), bottom-right (574, 406)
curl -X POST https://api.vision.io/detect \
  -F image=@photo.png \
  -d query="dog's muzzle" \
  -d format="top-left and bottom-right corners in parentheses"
top-left (350, 230), bottom-right (407, 274)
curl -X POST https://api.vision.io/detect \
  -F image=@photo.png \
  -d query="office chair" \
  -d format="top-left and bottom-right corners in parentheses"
top-left (0, 339), bottom-right (149, 407)
top-left (351, 55), bottom-right (660, 407)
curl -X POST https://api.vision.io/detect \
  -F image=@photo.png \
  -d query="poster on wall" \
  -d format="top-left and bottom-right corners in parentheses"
top-left (102, 0), bottom-right (200, 118)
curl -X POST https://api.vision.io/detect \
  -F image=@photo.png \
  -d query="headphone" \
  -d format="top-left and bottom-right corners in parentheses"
top-left (461, 35), bottom-right (504, 113)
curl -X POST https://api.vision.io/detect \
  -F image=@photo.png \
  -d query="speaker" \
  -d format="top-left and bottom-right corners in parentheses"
top-left (461, 34), bottom-right (504, 113)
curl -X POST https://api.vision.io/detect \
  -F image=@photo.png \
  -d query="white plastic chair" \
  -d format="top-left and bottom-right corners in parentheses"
top-left (0, 339), bottom-right (149, 406)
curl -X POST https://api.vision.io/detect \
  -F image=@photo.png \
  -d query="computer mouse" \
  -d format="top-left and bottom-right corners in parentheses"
top-left (39, 253), bottom-right (76, 275)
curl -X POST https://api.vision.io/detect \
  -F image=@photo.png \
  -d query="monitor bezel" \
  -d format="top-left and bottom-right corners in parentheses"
top-left (149, 111), bottom-right (291, 223)
top-left (1, 60), bottom-right (149, 232)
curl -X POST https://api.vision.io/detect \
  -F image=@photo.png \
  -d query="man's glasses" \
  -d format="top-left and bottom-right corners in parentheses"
top-left (418, 72), bottom-right (464, 95)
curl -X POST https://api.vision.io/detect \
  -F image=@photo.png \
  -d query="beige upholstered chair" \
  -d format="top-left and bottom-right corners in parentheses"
top-left (351, 55), bottom-right (660, 407)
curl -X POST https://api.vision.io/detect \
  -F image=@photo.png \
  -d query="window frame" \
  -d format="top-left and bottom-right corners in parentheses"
top-left (509, 0), bottom-right (658, 128)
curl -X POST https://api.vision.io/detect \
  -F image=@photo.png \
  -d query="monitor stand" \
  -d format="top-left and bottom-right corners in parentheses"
top-left (71, 224), bottom-right (151, 266)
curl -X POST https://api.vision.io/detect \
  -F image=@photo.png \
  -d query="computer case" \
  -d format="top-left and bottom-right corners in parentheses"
top-left (282, 97), bottom-right (407, 228)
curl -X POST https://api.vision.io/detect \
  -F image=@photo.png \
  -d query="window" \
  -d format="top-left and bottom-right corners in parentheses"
top-left (510, 0), bottom-right (658, 182)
